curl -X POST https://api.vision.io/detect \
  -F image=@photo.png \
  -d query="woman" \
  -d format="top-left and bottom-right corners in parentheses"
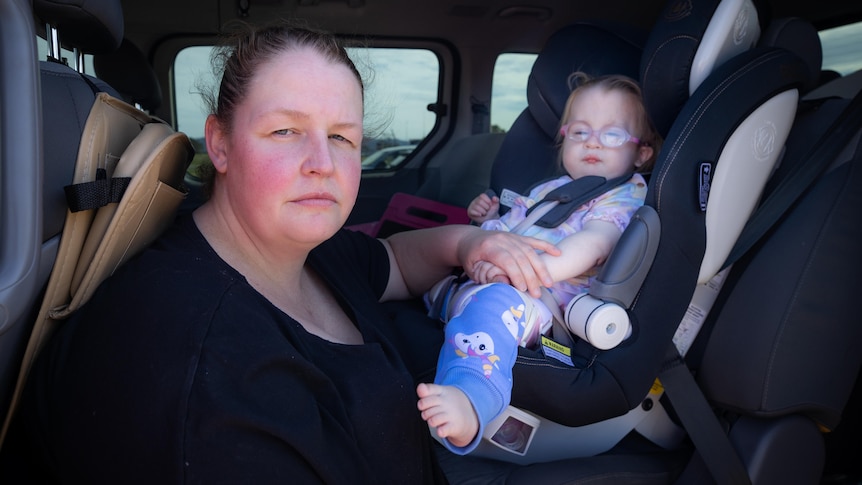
top-left (15, 22), bottom-right (557, 484)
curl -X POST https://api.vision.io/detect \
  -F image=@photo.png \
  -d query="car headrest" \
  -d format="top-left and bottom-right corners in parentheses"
top-left (526, 20), bottom-right (645, 140)
top-left (94, 39), bottom-right (162, 111)
top-left (32, 0), bottom-right (124, 54)
top-left (640, 0), bottom-right (761, 137)
top-left (758, 17), bottom-right (822, 93)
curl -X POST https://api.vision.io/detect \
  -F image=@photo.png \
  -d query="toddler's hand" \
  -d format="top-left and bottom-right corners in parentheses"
top-left (471, 261), bottom-right (510, 285)
top-left (467, 192), bottom-right (500, 224)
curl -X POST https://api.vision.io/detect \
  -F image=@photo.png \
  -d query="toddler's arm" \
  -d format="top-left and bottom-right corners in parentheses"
top-left (540, 219), bottom-right (622, 283)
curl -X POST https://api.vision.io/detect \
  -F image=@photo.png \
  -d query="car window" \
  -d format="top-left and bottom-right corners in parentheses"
top-left (173, 45), bottom-right (439, 175)
top-left (819, 21), bottom-right (862, 75)
top-left (491, 53), bottom-right (537, 133)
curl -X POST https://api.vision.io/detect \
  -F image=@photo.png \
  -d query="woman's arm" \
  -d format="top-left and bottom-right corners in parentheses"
top-left (473, 219), bottom-right (622, 286)
top-left (380, 224), bottom-right (560, 302)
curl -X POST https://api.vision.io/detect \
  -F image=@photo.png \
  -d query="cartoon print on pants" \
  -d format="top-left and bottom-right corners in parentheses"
top-left (452, 303), bottom-right (530, 378)
top-left (453, 331), bottom-right (499, 377)
top-left (501, 304), bottom-right (527, 340)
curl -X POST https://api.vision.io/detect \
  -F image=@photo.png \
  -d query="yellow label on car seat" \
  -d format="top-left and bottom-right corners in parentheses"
top-left (541, 335), bottom-right (573, 366)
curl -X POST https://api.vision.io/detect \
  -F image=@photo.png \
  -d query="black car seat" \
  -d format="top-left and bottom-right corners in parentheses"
top-left (445, 0), bottom-right (817, 480)
top-left (0, 0), bottom-right (123, 438)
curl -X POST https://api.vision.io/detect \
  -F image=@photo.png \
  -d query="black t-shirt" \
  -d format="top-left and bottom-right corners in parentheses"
top-left (24, 216), bottom-right (443, 484)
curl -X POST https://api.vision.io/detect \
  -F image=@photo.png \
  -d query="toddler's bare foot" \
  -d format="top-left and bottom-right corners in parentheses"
top-left (416, 383), bottom-right (479, 448)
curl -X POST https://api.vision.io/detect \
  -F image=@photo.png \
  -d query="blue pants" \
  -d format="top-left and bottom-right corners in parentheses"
top-left (434, 283), bottom-right (548, 453)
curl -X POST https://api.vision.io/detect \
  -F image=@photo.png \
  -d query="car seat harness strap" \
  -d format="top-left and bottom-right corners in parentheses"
top-left (520, 174), bottom-right (631, 229)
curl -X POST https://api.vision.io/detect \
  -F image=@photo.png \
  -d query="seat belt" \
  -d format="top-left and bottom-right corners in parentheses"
top-left (659, 345), bottom-right (752, 485)
top-left (723, 89), bottom-right (862, 270)
top-left (658, 91), bottom-right (862, 485)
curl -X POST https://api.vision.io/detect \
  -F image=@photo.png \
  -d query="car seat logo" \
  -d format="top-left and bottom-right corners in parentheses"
top-left (754, 121), bottom-right (777, 161)
top-left (733, 7), bottom-right (752, 45)
top-left (665, 0), bottom-right (692, 21)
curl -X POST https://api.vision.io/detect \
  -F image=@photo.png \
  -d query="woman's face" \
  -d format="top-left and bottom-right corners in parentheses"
top-left (560, 87), bottom-right (650, 181)
top-left (206, 47), bottom-right (364, 250)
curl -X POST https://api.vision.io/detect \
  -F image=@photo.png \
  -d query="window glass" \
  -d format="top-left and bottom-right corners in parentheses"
top-left (352, 48), bottom-right (439, 170)
top-left (819, 21), bottom-right (862, 75)
top-left (491, 53), bottom-right (537, 133)
top-left (173, 46), bottom-right (439, 175)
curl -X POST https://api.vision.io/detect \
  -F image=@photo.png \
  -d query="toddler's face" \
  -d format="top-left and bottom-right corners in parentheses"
top-left (560, 87), bottom-right (650, 181)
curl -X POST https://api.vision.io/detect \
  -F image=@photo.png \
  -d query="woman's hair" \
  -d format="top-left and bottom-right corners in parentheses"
top-left (558, 72), bottom-right (662, 172)
top-left (198, 21), bottom-right (363, 191)
top-left (205, 20), bottom-right (362, 129)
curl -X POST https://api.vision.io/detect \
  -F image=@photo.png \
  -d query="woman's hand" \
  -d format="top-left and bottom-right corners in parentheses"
top-left (457, 230), bottom-right (559, 298)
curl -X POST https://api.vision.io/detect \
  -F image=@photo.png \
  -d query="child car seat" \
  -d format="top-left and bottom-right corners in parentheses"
top-left (460, 7), bottom-right (862, 485)
top-left (463, 0), bottom-right (808, 470)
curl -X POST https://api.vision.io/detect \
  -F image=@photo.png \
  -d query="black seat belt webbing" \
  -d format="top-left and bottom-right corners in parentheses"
top-left (659, 345), bottom-right (752, 485)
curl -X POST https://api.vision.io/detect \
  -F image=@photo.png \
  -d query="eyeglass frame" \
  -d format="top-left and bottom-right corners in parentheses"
top-left (559, 123), bottom-right (641, 148)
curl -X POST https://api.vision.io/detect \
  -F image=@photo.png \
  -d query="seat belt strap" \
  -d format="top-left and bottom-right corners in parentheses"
top-left (659, 345), bottom-right (752, 485)
top-left (63, 168), bottom-right (133, 212)
top-left (724, 90), bottom-right (862, 269)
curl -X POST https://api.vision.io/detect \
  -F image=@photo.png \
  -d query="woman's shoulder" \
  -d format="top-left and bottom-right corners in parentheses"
top-left (96, 214), bottom-right (242, 313)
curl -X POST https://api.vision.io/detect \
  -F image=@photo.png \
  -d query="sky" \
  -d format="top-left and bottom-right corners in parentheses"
top-left (172, 46), bottom-right (536, 142)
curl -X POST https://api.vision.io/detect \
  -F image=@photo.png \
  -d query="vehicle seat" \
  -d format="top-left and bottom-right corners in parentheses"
top-left (677, 24), bottom-right (862, 483)
top-left (93, 38), bottom-right (163, 112)
top-left (680, 96), bottom-right (862, 484)
top-left (415, 132), bottom-right (506, 208)
top-left (0, 0), bottom-right (137, 476)
top-left (0, 0), bottom-right (125, 434)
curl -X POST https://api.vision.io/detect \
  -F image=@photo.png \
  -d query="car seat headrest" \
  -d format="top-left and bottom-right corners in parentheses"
top-left (527, 21), bottom-right (645, 140)
top-left (94, 39), bottom-right (162, 111)
top-left (640, 0), bottom-right (761, 137)
top-left (33, 0), bottom-right (124, 54)
top-left (758, 17), bottom-right (822, 93)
